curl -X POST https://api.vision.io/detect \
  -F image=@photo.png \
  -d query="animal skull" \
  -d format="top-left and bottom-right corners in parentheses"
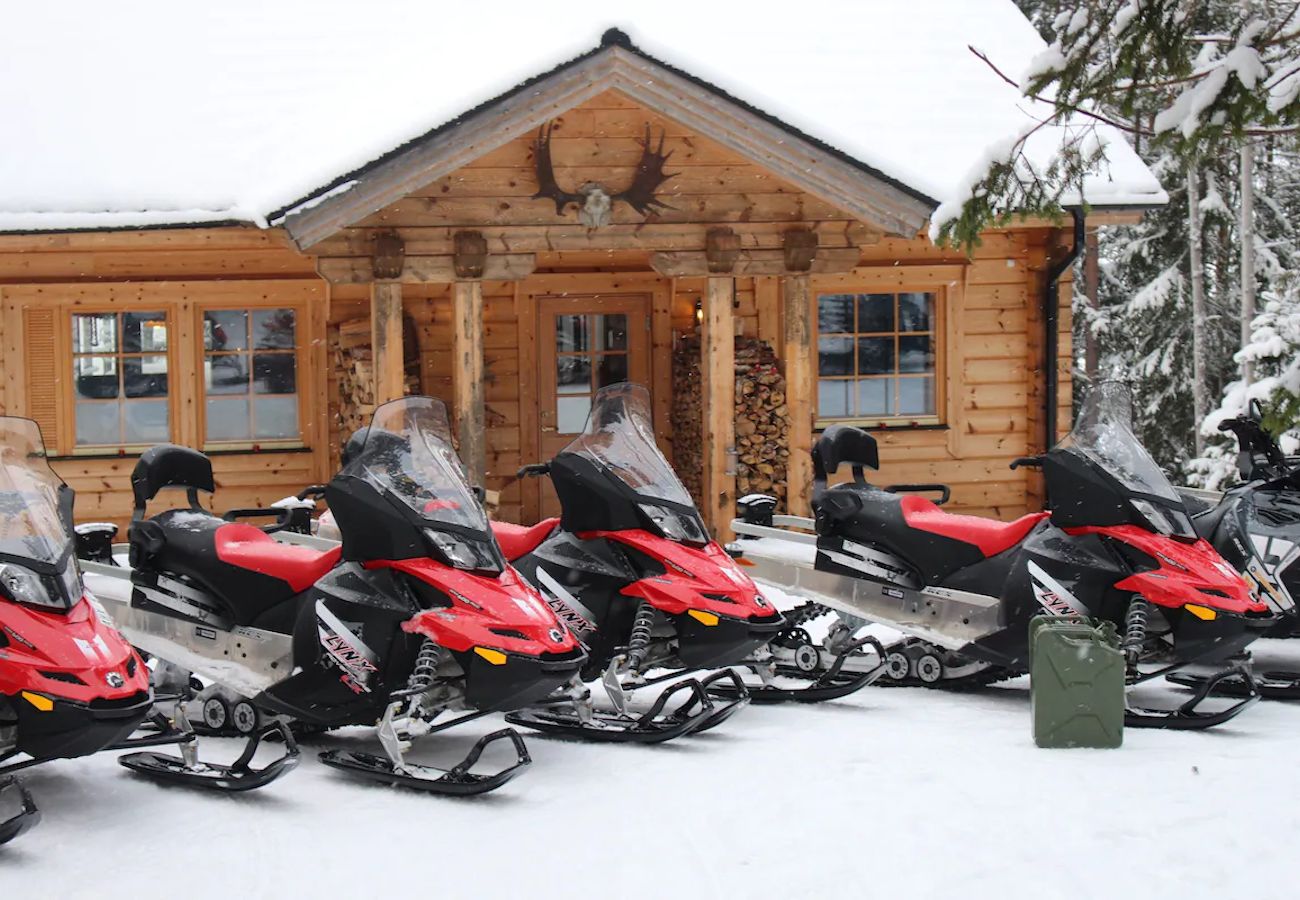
top-left (578, 183), bottom-right (613, 228)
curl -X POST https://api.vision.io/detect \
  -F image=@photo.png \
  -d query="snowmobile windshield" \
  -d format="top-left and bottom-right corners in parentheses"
top-left (1057, 382), bottom-right (1181, 503)
top-left (0, 417), bottom-right (81, 609)
top-left (562, 384), bottom-right (694, 507)
top-left (344, 397), bottom-right (488, 534)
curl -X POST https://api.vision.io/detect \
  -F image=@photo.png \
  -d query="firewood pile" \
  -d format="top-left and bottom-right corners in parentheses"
top-left (671, 335), bottom-right (791, 511)
top-left (334, 317), bottom-right (420, 443)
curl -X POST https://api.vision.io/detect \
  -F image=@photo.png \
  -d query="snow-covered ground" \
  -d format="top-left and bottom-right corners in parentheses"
top-left (4, 638), bottom-right (1299, 899)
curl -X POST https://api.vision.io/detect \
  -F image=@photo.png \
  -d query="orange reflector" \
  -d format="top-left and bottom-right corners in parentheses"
top-left (21, 691), bottom-right (54, 712)
top-left (687, 610), bottom-right (719, 626)
top-left (474, 647), bottom-right (508, 665)
top-left (735, 558), bottom-right (756, 567)
top-left (1185, 604), bottom-right (1218, 621)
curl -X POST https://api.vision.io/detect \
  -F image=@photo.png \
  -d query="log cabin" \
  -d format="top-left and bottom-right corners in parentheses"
top-left (0, 3), bottom-right (1166, 537)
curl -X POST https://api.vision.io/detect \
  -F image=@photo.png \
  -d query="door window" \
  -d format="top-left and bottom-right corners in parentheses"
top-left (554, 312), bottom-right (630, 433)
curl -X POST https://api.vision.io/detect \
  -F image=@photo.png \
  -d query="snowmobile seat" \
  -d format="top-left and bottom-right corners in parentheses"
top-left (898, 494), bottom-right (1047, 558)
top-left (213, 523), bottom-right (342, 591)
top-left (492, 518), bottom-right (559, 562)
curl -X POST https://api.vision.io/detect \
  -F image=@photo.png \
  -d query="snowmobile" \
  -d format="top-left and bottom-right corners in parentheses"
top-left (733, 382), bottom-right (1275, 729)
top-left (80, 396), bottom-right (586, 795)
top-left (1164, 403), bottom-right (1300, 699)
top-left (0, 417), bottom-right (295, 846)
top-left (493, 383), bottom-right (885, 744)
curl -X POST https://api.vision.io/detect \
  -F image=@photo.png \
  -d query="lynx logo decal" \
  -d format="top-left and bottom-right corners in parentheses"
top-left (534, 567), bottom-right (596, 639)
top-left (1027, 561), bottom-right (1085, 616)
top-left (316, 600), bottom-right (378, 694)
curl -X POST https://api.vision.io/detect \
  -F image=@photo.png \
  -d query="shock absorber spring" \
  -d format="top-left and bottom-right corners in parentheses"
top-left (626, 600), bottom-right (657, 672)
top-left (406, 638), bottom-right (443, 695)
top-left (1123, 595), bottom-right (1150, 669)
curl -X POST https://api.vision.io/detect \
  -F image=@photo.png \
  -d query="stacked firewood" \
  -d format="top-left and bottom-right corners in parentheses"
top-left (671, 335), bottom-right (791, 511)
top-left (334, 317), bottom-right (420, 442)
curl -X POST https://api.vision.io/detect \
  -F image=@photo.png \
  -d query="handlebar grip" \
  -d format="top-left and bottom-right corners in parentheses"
top-left (1009, 456), bottom-right (1044, 470)
top-left (516, 463), bottom-right (551, 478)
top-left (297, 484), bottom-right (328, 500)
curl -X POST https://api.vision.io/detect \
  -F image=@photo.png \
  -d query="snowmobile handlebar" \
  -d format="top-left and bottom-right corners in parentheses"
top-left (516, 463), bottom-right (552, 479)
top-left (1009, 455), bottom-right (1044, 470)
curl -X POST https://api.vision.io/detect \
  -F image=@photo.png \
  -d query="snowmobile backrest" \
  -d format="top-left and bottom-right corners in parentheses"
top-left (814, 426), bottom-right (879, 483)
top-left (131, 444), bottom-right (215, 517)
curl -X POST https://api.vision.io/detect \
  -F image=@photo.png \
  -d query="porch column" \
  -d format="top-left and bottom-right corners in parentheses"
top-left (782, 273), bottom-right (813, 517)
top-left (370, 281), bottom-right (405, 404)
top-left (452, 279), bottom-right (486, 486)
top-left (702, 275), bottom-right (736, 541)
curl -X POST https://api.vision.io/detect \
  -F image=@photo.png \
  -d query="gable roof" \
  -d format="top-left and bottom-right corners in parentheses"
top-left (0, 0), bottom-right (1167, 235)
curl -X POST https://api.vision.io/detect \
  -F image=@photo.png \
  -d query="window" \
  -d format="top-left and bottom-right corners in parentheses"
top-left (816, 291), bottom-right (938, 424)
top-left (553, 312), bottom-right (630, 432)
top-left (71, 311), bottom-right (170, 447)
top-left (203, 308), bottom-right (300, 443)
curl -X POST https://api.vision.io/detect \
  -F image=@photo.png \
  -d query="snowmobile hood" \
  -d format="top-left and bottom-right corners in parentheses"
top-left (1068, 525), bottom-right (1266, 616)
top-left (588, 529), bottom-right (779, 622)
top-left (0, 595), bottom-right (150, 703)
top-left (375, 557), bottom-right (583, 658)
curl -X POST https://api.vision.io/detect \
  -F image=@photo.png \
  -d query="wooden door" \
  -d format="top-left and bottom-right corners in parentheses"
top-left (534, 294), bottom-right (651, 520)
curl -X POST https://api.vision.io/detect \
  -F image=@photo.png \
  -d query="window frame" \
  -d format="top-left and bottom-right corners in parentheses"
top-left (812, 285), bottom-right (948, 430)
top-left (194, 298), bottom-right (310, 452)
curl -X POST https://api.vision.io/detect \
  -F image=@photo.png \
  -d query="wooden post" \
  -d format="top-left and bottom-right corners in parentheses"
top-left (453, 280), bottom-right (487, 486)
top-left (783, 274), bottom-right (813, 517)
top-left (702, 276), bottom-right (736, 541)
top-left (369, 281), bottom-right (405, 405)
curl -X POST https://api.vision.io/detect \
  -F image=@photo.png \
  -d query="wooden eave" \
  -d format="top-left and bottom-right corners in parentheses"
top-left (275, 42), bottom-right (937, 249)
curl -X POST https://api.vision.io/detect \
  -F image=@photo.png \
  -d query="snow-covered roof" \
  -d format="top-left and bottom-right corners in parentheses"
top-left (0, 0), bottom-right (1167, 235)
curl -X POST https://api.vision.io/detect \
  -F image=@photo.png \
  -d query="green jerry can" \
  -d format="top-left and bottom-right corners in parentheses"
top-left (1029, 616), bottom-right (1125, 748)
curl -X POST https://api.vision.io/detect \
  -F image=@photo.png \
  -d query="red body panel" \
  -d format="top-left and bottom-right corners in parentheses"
top-left (580, 529), bottom-right (775, 621)
top-left (369, 558), bottom-right (580, 657)
top-left (214, 522), bottom-right (342, 592)
top-left (492, 518), bottom-right (560, 563)
top-left (899, 495), bottom-right (1048, 558)
top-left (1066, 525), bottom-right (1265, 614)
top-left (0, 595), bottom-right (150, 703)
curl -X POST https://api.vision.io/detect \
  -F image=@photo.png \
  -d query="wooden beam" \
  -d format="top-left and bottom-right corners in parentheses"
top-left (453, 280), bottom-right (487, 486)
top-left (649, 247), bottom-right (860, 278)
top-left (317, 254), bottom-right (536, 284)
top-left (454, 230), bottom-right (489, 279)
top-left (371, 230), bottom-right (405, 279)
top-left (702, 276), bottom-right (736, 541)
top-left (370, 281), bottom-right (405, 405)
top-left (705, 227), bottom-right (741, 273)
top-left (782, 274), bottom-right (813, 517)
top-left (783, 228), bottom-right (819, 272)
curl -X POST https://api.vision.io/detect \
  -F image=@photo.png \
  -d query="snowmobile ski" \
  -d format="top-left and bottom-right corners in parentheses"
top-left (319, 728), bottom-right (531, 796)
top-left (1166, 667), bottom-right (1300, 701)
top-left (118, 718), bottom-right (300, 792)
top-left (0, 778), bottom-right (39, 846)
top-left (1125, 666), bottom-right (1260, 729)
top-left (506, 676), bottom-right (720, 743)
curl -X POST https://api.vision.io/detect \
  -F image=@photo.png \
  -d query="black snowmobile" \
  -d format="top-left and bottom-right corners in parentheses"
top-left (735, 382), bottom-right (1275, 729)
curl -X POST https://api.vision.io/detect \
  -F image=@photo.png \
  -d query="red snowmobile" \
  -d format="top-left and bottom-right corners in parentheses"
top-left (80, 397), bottom-right (586, 794)
top-left (0, 417), bottom-right (294, 846)
top-left (496, 384), bottom-right (885, 743)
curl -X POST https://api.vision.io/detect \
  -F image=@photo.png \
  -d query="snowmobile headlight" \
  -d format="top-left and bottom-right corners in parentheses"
top-left (424, 529), bottom-right (501, 574)
top-left (638, 503), bottom-right (708, 544)
top-left (0, 563), bottom-right (68, 610)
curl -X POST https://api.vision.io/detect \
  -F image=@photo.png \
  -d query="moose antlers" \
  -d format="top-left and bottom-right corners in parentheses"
top-left (532, 122), bottom-right (677, 225)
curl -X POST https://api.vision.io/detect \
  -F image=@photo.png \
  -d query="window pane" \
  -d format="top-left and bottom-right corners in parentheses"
top-left (899, 377), bottom-right (936, 416)
top-left (818, 336), bottom-right (854, 376)
top-left (555, 315), bottom-right (588, 353)
top-left (204, 310), bottom-right (248, 351)
top-left (556, 356), bottom-right (591, 394)
top-left (124, 400), bottom-right (169, 443)
top-left (857, 378), bottom-right (895, 416)
top-left (75, 403), bottom-right (120, 446)
top-left (253, 353), bottom-right (296, 394)
top-left (817, 295), bottom-right (854, 334)
top-left (595, 314), bottom-right (628, 351)
top-left (596, 354), bottom-right (628, 387)
top-left (899, 293), bottom-right (934, 332)
top-left (206, 354), bottom-right (248, 395)
top-left (254, 397), bottom-right (300, 439)
top-left (206, 398), bottom-right (250, 441)
top-left (856, 294), bottom-right (895, 333)
top-left (74, 357), bottom-right (119, 399)
top-left (72, 314), bottom-right (117, 354)
top-left (817, 380), bottom-right (851, 418)
top-left (252, 309), bottom-right (296, 350)
top-left (123, 312), bottom-right (167, 352)
top-left (857, 337), bottom-right (895, 375)
top-left (124, 356), bottom-right (168, 399)
top-left (898, 335), bottom-right (934, 374)
top-left (556, 396), bottom-right (591, 434)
